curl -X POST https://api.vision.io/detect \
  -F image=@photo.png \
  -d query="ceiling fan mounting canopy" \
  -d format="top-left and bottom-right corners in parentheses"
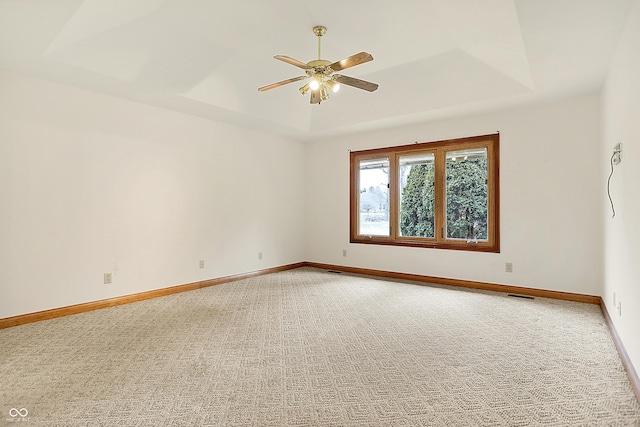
top-left (312, 26), bottom-right (327, 37)
top-left (258, 25), bottom-right (379, 104)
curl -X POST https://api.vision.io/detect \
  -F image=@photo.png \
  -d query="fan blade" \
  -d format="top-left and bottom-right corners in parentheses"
top-left (310, 90), bottom-right (321, 104)
top-left (329, 52), bottom-right (373, 72)
top-left (258, 76), bottom-right (308, 92)
top-left (274, 55), bottom-right (311, 69)
top-left (334, 74), bottom-right (379, 92)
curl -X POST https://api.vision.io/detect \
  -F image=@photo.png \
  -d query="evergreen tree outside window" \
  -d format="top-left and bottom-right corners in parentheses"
top-left (350, 134), bottom-right (499, 252)
top-left (399, 153), bottom-right (435, 238)
top-left (445, 148), bottom-right (488, 241)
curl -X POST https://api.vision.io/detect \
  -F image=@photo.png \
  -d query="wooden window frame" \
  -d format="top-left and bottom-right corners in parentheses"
top-left (350, 133), bottom-right (500, 253)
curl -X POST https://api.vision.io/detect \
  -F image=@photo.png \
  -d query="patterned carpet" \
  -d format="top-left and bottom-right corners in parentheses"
top-left (1, 267), bottom-right (639, 426)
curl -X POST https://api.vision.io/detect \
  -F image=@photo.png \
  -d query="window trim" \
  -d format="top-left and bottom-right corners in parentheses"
top-left (350, 133), bottom-right (500, 253)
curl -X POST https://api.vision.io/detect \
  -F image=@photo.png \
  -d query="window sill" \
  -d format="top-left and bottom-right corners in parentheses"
top-left (350, 237), bottom-right (500, 253)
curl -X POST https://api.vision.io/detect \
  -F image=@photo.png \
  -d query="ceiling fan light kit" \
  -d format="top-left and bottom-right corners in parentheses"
top-left (258, 26), bottom-right (379, 104)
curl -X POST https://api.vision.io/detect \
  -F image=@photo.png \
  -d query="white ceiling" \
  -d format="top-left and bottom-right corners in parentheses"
top-left (0, 0), bottom-right (635, 141)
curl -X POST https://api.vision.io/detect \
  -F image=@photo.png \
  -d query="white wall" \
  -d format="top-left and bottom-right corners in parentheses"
top-left (0, 67), bottom-right (607, 322)
top-left (0, 69), bottom-right (306, 319)
top-left (602, 0), bottom-right (640, 376)
top-left (306, 95), bottom-right (603, 296)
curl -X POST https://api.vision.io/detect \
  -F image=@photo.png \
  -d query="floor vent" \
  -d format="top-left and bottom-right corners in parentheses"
top-left (507, 294), bottom-right (535, 300)
top-left (327, 270), bottom-right (343, 274)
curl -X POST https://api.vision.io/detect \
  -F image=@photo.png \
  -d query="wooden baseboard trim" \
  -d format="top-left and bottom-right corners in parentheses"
top-left (599, 299), bottom-right (640, 401)
top-left (304, 262), bottom-right (601, 304)
top-left (3, 260), bottom-right (637, 402)
top-left (0, 262), bottom-right (602, 329)
top-left (0, 262), bottom-right (305, 330)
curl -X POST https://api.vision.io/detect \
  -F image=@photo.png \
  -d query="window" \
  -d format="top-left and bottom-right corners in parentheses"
top-left (350, 133), bottom-right (499, 252)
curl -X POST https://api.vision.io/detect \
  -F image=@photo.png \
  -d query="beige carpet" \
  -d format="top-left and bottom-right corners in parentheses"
top-left (1, 267), bottom-right (639, 426)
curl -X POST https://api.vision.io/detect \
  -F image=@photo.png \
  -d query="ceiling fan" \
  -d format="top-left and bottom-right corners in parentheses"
top-left (258, 26), bottom-right (379, 104)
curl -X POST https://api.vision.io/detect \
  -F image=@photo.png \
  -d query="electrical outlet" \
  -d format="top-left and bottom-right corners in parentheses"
top-left (104, 273), bottom-right (112, 284)
top-left (258, 252), bottom-right (263, 260)
top-left (613, 292), bottom-right (616, 307)
top-left (199, 260), bottom-right (204, 269)
top-left (613, 143), bottom-right (622, 165)
top-left (342, 249), bottom-right (347, 257)
top-left (505, 262), bottom-right (513, 273)
top-left (617, 301), bottom-right (622, 317)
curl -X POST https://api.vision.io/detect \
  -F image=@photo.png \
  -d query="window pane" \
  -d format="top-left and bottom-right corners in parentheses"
top-left (358, 158), bottom-right (390, 236)
top-left (398, 153), bottom-right (435, 238)
top-left (445, 148), bottom-right (488, 241)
